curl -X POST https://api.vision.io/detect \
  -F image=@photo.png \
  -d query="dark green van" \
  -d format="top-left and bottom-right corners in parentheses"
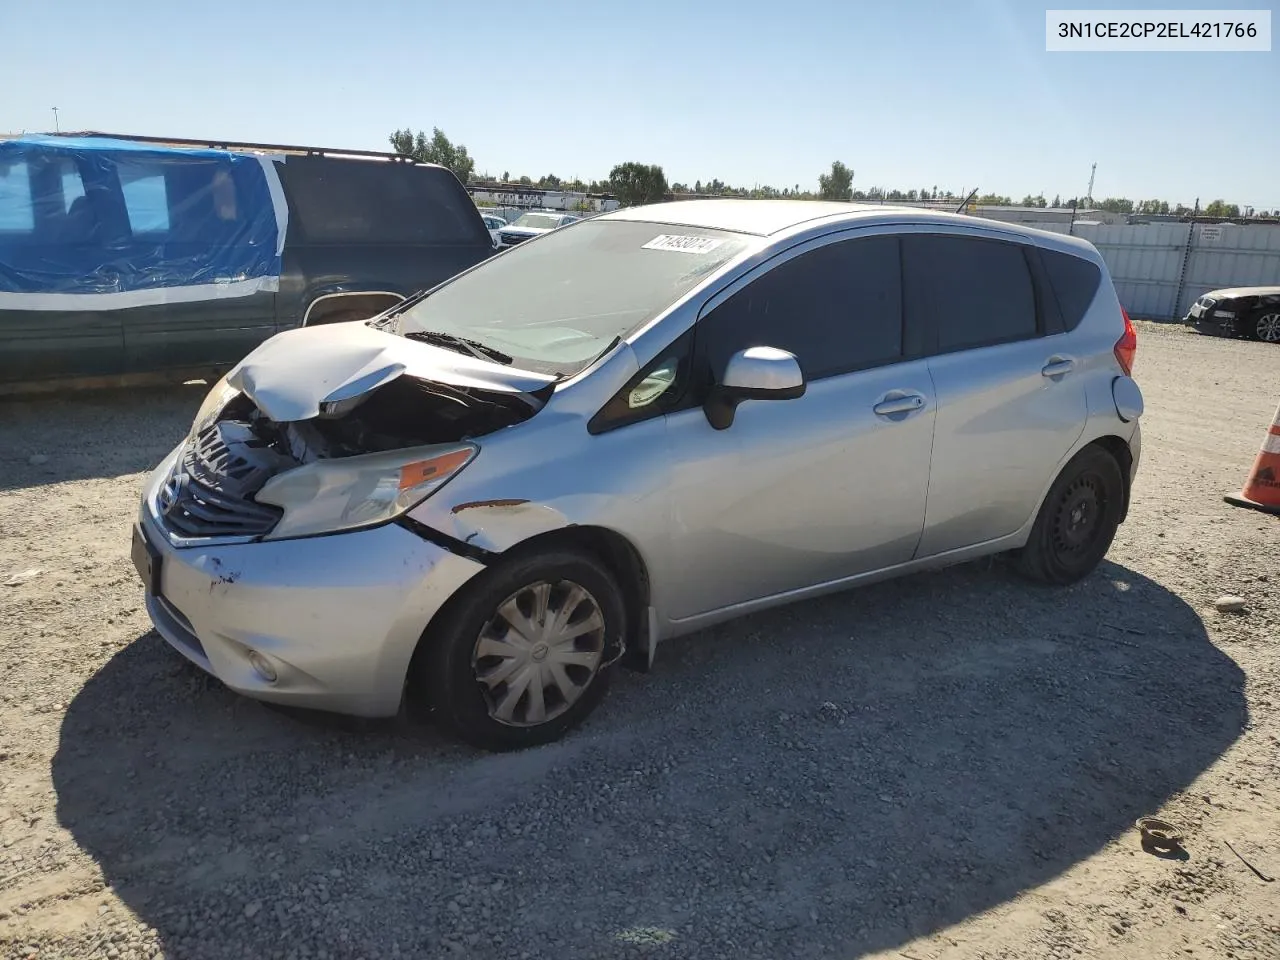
top-left (0, 133), bottom-right (495, 392)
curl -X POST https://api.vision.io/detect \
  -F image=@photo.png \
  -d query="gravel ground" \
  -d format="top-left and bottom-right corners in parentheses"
top-left (1, 322), bottom-right (1278, 960)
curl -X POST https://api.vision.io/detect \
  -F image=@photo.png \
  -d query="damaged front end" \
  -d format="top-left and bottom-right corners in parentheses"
top-left (152, 325), bottom-right (555, 544)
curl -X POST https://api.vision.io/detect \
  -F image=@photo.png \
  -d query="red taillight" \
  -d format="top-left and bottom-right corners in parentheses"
top-left (1114, 307), bottom-right (1137, 376)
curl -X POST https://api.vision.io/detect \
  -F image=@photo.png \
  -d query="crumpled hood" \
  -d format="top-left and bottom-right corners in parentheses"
top-left (226, 321), bottom-right (556, 422)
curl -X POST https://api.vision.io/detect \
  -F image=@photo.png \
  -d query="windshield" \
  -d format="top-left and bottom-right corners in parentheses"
top-left (511, 213), bottom-right (564, 229)
top-left (396, 220), bottom-right (752, 374)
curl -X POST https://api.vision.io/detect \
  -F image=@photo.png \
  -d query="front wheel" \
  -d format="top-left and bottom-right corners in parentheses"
top-left (1250, 310), bottom-right (1280, 343)
top-left (1015, 445), bottom-right (1125, 585)
top-left (417, 550), bottom-right (625, 750)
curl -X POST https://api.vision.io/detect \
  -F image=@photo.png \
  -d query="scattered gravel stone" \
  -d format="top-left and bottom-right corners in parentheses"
top-left (2, 568), bottom-right (42, 587)
top-left (1214, 595), bottom-right (1247, 613)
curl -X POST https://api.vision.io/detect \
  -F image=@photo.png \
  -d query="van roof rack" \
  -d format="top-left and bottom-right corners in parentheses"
top-left (45, 131), bottom-right (420, 162)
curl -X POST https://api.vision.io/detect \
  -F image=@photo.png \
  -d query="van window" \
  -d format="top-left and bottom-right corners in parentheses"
top-left (60, 163), bottom-right (86, 212)
top-left (902, 234), bottom-right (1037, 353)
top-left (121, 169), bottom-right (171, 233)
top-left (281, 158), bottom-right (489, 246)
top-left (0, 162), bottom-right (34, 232)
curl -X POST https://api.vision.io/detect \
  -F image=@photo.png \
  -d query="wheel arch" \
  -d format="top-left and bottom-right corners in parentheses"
top-left (403, 524), bottom-right (655, 714)
top-left (1090, 434), bottom-right (1134, 523)
top-left (301, 289), bottom-right (407, 327)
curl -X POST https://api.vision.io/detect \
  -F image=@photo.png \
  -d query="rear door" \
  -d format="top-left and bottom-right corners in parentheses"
top-left (0, 151), bottom-right (126, 382)
top-left (275, 158), bottom-right (495, 331)
top-left (903, 232), bottom-right (1087, 557)
top-left (662, 232), bottom-right (937, 620)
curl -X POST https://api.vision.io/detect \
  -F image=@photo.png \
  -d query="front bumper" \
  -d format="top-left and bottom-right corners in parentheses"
top-left (137, 448), bottom-right (487, 717)
top-left (1184, 305), bottom-right (1238, 336)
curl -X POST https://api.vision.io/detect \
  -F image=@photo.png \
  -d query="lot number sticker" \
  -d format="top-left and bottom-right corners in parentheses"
top-left (642, 234), bottom-right (725, 254)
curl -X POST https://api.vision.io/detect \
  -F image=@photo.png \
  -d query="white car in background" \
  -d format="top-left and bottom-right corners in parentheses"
top-left (498, 211), bottom-right (580, 248)
top-left (478, 213), bottom-right (508, 248)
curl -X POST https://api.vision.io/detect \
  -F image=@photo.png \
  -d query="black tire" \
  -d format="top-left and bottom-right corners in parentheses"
top-left (1015, 445), bottom-right (1125, 586)
top-left (417, 549), bottom-right (625, 751)
top-left (1248, 308), bottom-right (1280, 344)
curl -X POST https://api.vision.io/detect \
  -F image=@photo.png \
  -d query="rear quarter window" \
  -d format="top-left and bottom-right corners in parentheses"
top-left (280, 157), bottom-right (489, 246)
top-left (1040, 248), bottom-right (1102, 331)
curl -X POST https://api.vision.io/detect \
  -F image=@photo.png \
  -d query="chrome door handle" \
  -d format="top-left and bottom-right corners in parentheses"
top-left (873, 393), bottom-right (926, 416)
top-left (1041, 356), bottom-right (1075, 377)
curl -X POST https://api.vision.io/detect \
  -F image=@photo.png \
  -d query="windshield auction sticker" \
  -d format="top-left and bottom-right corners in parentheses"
top-left (642, 235), bottom-right (726, 254)
top-left (1046, 9), bottom-right (1271, 50)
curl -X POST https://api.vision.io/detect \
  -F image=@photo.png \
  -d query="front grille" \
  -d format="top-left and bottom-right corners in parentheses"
top-left (501, 233), bottom-right (530, 244)
top-left (157, 422), bottom-right (284, 539)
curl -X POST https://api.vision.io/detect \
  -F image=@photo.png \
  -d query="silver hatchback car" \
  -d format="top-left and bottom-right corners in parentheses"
top-left (133, 200), bottom-right (1143, 750)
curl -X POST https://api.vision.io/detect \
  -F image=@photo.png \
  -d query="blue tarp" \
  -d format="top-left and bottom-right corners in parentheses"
top-left (0, 135), bottom-right (287, 310)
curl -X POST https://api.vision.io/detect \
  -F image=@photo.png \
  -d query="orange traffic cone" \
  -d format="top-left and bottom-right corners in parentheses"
top-left (1225, 400), bottom-right (1280, 516)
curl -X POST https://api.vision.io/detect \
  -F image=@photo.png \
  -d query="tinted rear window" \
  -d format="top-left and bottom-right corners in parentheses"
top-left (1040, 248), bottom-right (1102, 331)
top-left (903, 235), bottom-right (1037, 353)
top-left (281, 158), bottom-right (489, 246)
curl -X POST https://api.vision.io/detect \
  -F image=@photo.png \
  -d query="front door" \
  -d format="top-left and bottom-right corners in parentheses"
top-left (663, 233), bottom-right (937, 621)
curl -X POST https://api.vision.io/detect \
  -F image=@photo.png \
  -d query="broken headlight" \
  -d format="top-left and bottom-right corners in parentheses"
top-left (254, 443), bottom-right (477, 540)
top-left (189, 375), bottom-right (241, 438)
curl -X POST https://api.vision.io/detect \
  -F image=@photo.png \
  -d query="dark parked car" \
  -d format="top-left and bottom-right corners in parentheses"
top-left (1184, 286), bottom-right (1280, 343)
top-left (0, 133), bottom-right (496, 390)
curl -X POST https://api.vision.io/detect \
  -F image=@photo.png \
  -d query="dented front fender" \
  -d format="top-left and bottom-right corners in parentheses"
top-left (445, 498), bottom-right (570, 551)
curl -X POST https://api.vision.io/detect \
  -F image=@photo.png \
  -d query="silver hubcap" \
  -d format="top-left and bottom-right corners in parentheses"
top-left (471, 581), bottom-right (605, 727)
top-left (1256, 313), bottom-right (1280, 342)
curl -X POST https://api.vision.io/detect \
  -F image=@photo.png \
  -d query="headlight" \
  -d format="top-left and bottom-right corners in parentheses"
top-left (254, 443), bottom-right (477, 540)
top-left (190, 375), bottom-right (240, 438)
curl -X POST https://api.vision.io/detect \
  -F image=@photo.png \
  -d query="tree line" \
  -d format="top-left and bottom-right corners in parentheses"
top-left (390, 128), bottom-right (1263, 218)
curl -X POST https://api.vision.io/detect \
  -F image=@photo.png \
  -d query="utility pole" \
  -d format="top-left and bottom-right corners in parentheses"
top-left (1085, 162), bottom-right (1096, 208)
top-left (51, 107), bottom-right (59, 132)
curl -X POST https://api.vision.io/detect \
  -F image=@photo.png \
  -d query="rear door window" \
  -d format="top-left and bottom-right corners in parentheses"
top-left (902, 234), bottom-right (1038, 353)
top-left (120, 169), bottom-right (171, 234)
top-left (59, 162), bottom-right (86, 212)
top-left (698, 235), bottom-right (903, 382)
top-left (280, 158), bottom-right (489, 246)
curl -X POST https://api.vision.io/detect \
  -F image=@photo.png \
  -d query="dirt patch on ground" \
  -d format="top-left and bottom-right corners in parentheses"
top-left (1, 324), bottom-right (1278, 960)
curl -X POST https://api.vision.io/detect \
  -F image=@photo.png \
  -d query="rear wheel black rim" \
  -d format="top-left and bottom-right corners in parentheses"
top-left (1051, 474), bottom-right (1107, 557)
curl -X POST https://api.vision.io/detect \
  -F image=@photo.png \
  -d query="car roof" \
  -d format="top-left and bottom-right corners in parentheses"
top-left (598, 198), bottom-right (1104, 259)
top-left (600, 199), bottom-right (906, 236)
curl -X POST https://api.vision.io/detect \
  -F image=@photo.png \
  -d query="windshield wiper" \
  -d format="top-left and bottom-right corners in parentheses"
top-left (403, 330), bottom-right (514, 365)
top-left (367, 289), bottom-right (431, 330)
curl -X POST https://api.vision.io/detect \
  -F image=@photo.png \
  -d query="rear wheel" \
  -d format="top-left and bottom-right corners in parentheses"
top-left (1016, 445), bottom-right (1125, 585)
top-left (418, 550), bottom-right (625, 750)
top-left (1250, 310), bottom-right (1280, 343)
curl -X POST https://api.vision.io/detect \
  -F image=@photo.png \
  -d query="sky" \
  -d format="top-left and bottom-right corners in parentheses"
top-left (5, 0), bottom-right (1278, 209)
